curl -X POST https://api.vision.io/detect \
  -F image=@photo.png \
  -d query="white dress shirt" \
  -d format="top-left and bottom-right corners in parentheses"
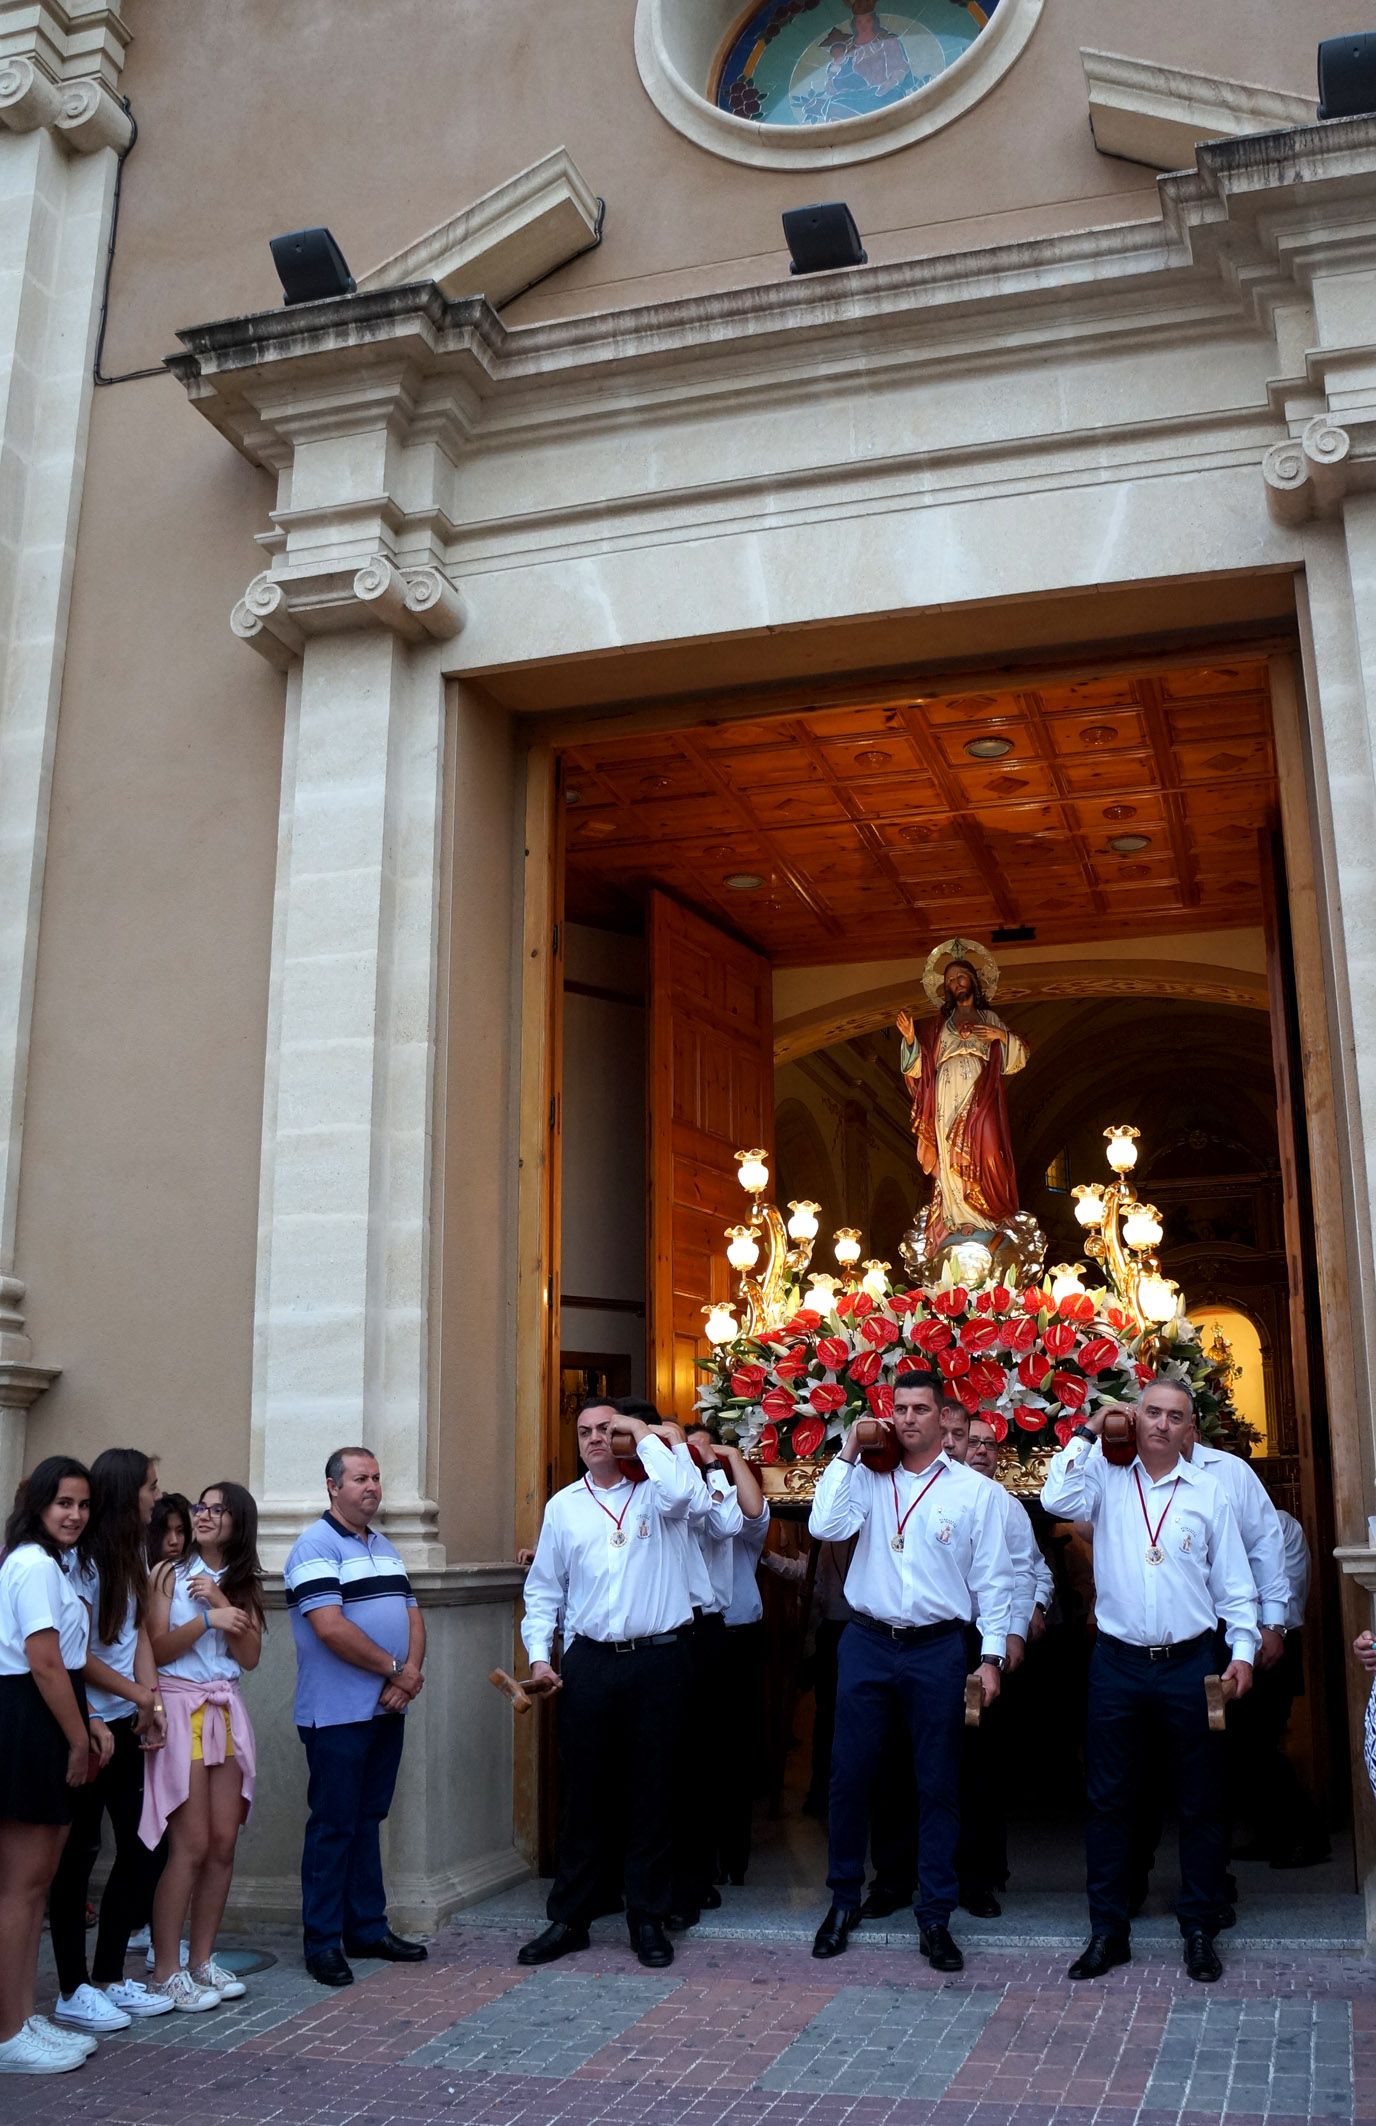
top-left (690, 1464), bottom-right (745, 1616)
top-left (970, 1477), bottom-right (1052, 1639)
top-left (809, 1450), bottom-right (1013, 1658)
top-left (1190, 1441), bottom-right (1289, 1629)
top-left (724, 1505), bottom-right (771, 1626)
top-left (1276, 1509), bottom-right (1311, 1632)
top-left (1040, 1437), bottom-right (1259, 1662)
top-left (521, 1434), bottom-right (698, 1664)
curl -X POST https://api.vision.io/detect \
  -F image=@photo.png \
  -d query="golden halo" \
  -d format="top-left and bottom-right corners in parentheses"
top-left (921, 935), bottom-right (1001, 1008)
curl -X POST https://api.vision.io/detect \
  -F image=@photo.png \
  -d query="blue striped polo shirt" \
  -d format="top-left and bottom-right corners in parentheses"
top-left (284, 1511), bottom-right (417, 1728)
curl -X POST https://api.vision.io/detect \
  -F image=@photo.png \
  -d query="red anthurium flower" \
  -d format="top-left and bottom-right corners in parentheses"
top-left (810, 1381), bottom-right (849, 1415)
top-left (1134, 1361), bottom-right (1155, 1385)
top-left (1054, 1417), bottom-right (1074, 1446)
top-left (730, 1364), bottom-right (767, 1398)
top-left (861, 1316), bottom-right (900, 1349)
top-left (968, 1357), bottom-right (1006, 1400)
top-left (1017, 1352), bottom-right (1052, 1393)
top-left (761, 1387), bottom-right (797, 1423)
top-left (1003, 1316), bottom-right (1038, 1356)
top-left (1078, 1337), bottom-right (1119, 1376)
top-left (937, 1346), bottom-right (971, 1378)
top-left (774, 1350), bottom-right (808, 1381)
top-left (867, 1383), bottom-right (894, 1418)
top-left (1106, 1306), bottom-right (1132, 1332)
top-left (1059, 1293), bottom-right (1096, 1324)
top-left (848, 1348), bottom-right (883, 1387)
top-left (912, 1320), bottom-right (953, 1354)
top-left (1042, 1322), bottom-right (1077, 1359)
top-left (1053, 1371), bottom-right (1088, 1414)
top-left (888, 1291), bottom-right (916, 1316)
top-left (817, 1335), bottom-right (850, 1371)
top-left (974, 1290), bottom-right (993, 1314)
top-left (784, 1310), bottom-right (822, 1336)
top-left (987, 1410), bottom-right (1009, 1442)
top-left (895, 1353), bottom-right (928, 1377)
top-left (791, 1416), bottom-right (826, 1459)
top-left (1022, 1286), bottom-right (1050, 1314)
top-left (990, 1285), bottom-right (1013, 1312)
top-left (959, 1319), bottom-right (1000, 1353)
top-left (758, 1424), bottom-right (779, 1464)
top-left (954, 1377), bottom-right (983, 1413)
top-left (931, 1287), bottom-right (969, 1318)
top-left (1014, 1406), bottom-right (1048, 1431)
top-left (838, 1291), bottom-right (875, 1320)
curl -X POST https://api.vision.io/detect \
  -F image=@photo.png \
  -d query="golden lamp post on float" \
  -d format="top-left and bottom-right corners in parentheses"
top-left (1071, 1124), bottom-right (1181, 1344)
top-left (701, 1148), bottom-right (893, 1349)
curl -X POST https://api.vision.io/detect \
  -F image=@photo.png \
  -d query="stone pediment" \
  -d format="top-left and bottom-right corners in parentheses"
top-left (1082, 49), bottom-right (1316, 171)
top-left (355, 145), bottom-right (600, 309)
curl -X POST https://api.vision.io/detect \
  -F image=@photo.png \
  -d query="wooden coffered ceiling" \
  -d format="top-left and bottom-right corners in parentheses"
top-left (559, 658), bottom-right (1278, 964)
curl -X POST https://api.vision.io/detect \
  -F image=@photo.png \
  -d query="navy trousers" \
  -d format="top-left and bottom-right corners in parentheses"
top-left (299, 1713), bottom-right (406, 1957)
top-left (1085, 1634), bottom-right (1227, 1936)
top-left (827, 1620), bottom-right (966, 1927)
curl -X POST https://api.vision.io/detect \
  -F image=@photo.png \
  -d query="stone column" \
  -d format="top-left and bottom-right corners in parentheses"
top-left (233, 562), bottom-right (463, 1567)
top-left (0, 2), bottom-right (132, 1489)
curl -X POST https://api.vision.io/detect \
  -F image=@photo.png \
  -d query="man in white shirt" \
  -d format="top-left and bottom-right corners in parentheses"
top-left (807, 1371), bottom-right (1014, 1973)
top-left (1041, 1379), bottom-right (1258, 1985)
top-left (1230, 1506), bottom-right (1328, 1868)
top-left (686, 1427), bottom-right (769, 1888)
top-left (517, 1401), bottom-right (699, 1971)
top-left (664, 1419), bottom-right (743, 1927)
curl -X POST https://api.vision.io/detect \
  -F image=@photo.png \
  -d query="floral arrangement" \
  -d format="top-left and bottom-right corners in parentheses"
top-left (695, 1269), bottom-right (1232, 1466)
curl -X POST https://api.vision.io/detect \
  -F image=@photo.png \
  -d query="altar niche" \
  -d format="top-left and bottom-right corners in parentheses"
top-left (531, 643), bottom-right (1360, 1897)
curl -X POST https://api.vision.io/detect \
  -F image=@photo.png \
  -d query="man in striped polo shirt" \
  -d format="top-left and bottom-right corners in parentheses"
top-left (285, 1447), bottom-right (428, 1986)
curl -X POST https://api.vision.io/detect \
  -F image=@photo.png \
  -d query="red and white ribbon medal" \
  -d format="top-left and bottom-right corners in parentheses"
top-left (1134, 1468), bottom-right (1180, 1566)
top-left (584, 1476), bottom-right (634, 1548)
top-left (890, 1465), bottom-right (945, 1554)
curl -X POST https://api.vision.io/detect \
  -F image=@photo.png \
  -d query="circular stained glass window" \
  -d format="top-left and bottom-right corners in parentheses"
top-left (716, 0), bottom-right (997, 126)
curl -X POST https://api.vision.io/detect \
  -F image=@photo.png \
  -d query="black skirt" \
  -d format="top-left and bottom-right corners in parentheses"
top-left (0, 1669), bottom-right (88, 1824)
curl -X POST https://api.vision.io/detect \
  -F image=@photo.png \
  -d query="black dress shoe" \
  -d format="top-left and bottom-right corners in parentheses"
top-left (811, 1902), bottom-right (858, 1959)
top-left (343, 1926), bottom-right (428, 1962)
top-left (960, 1891), bottom-right (1002, 1918)
top-left (1068, 1933), bottom-right (1131, 1981)
top-left (1183, 1929), bottom-right (1222, 1983)
top-left (305, 1947), bottom-right (354, 1987)
top-left (919, 1924), bottom-right (964, 1972)
top-left (860, 1886), bottom-right (911, 1920)
top-left (630, 1918), bottom-right (673, 1968)
top-left (700, 1886), bottom-right (722, 1910)
top-left (517, 1921), bottom-right (590, 1967)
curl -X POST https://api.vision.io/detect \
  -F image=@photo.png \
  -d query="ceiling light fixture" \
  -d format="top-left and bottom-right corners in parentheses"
top-left (964, 735), bottom-right (1015, 760)
top-left (723, 872), bottom-right (764, 891)
top-left (1108, 834), bottom-right (1151, 854)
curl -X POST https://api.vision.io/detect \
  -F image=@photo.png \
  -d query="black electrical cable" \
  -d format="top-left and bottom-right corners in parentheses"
top-left (93, 100), bottom-right (165, 386)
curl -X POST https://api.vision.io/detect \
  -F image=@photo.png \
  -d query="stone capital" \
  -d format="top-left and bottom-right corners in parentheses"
top-left (230, 557), bottom-right (465, 669)
top-left (1262, 413), bottom-right (1376, 525)
top-left (0, 1), bottom-right (132, 152)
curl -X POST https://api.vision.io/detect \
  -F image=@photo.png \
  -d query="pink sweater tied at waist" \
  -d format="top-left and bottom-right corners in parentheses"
top-left (139, 1673), bottom-right (257, 1849)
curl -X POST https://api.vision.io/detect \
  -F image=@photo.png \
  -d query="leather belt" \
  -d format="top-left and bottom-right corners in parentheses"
top-left (586, 1627), bottom-right (688, 1655)
top-left (850, 1614), bottom-right (964, 1646)
top-left (1100, 1629), bottom-right (1213, 1663)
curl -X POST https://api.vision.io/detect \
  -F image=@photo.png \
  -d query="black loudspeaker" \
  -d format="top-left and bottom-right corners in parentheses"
top-left (1317, 33), bottom-right (1376, 121)
top-left (782, 203), bottom-right (868, 276)
top-left (269, 228), bottom-right (356, 306)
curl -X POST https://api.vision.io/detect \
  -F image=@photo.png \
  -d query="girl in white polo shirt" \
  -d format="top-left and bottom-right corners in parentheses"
top-left (0, 1458), bottom-right (113, 2075)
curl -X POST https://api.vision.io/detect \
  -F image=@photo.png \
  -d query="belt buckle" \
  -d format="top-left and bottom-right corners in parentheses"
top-left (1148, 1643), bottom-right (1170, 1661)
top-left (613, 1639), bottom-right (634, 1655)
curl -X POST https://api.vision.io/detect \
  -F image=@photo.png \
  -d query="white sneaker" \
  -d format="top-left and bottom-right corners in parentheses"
top-left (191, 1959), bottom-right (246, 2001)
top-left (0, 2025), bottom-right (83, 2074)
top-left (27, 2017), bottom-right (95, 2061)
top-left (146, 1938), bottom-right (188, 1972)
top-left (54, 1984), bottom-right (131, 2033)
top-left (126, 1926), bottom-right (150, 1952)
top-left (153, 1969), bottom-right (220, 2013)
top-left (101, 1980), bottom-right (174, 2019)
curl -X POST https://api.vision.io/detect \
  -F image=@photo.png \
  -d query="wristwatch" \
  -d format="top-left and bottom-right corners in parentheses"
top-left (389, 1657), bottom-right (405, 1676)
top-left (984, 1653), bottom-right (1006, 1671)
top-left (1072, 1423), bottom-right (1096, 1443)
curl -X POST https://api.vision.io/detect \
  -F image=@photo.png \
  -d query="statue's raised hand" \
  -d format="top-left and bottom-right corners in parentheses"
top-left (895, 1008), bottom-right (915, 1043)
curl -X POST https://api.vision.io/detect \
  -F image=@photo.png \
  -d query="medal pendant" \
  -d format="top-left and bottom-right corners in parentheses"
top-left (1146, 1543), bottom-right (1164, 1565)
top-left (610, 1529), bottom-right (628, 1549)
top-left (891, 1534), bottom-right (905, 1553)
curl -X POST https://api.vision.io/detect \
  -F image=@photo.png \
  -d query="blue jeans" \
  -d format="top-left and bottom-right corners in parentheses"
top-left (827, 1620), bottom-right (967, 1927)
top-left (299, 1714), bottom-right (406, 1957)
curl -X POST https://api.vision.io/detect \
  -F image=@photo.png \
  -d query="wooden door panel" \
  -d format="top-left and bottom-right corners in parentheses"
top-left (649, 892), bottom-right (774, 1417)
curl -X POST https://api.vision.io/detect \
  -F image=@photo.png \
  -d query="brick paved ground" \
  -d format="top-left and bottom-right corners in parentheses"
top-left (3, 1927), bottom-right (1374, 2126)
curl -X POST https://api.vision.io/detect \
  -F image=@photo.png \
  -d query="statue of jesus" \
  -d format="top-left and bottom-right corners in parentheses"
top-left (895, 938), bottom-right (1028, 1254)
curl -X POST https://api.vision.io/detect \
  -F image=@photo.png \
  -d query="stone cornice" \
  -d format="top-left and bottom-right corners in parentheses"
top-left (0, 0), bottom-right (130, 151)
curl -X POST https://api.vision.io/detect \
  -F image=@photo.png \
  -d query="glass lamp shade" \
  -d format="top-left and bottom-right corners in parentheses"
top-left (832, 1227), bottom-right (863, 1267)
top-left (1049, 1262), bottom-right (1086, 1303)
top-left (786, 1199), bottom-right (821, 1241)
top-left (725, 1223), bottom-right (760, 1271)
top-left (1122, 1203), bottom-right (1164, 1252)
top-left (1137, 1273), bottom-right (1178, 1324)
top-left (735, 1148), bottom-right (770, 1194)
top-left (703, 1302), bottom-right (738, 1345)
top-left (1104, 1125), bottom-right (1140, 1174)
top-left (861, 1259), bottom-right (889, 1300)
top-left (803, 1274), bottom-right (839, 1315)
top-left (1072, 1183), bottom-right (1107, 1228)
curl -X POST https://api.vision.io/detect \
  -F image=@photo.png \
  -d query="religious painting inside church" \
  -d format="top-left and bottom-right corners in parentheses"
top-left (715, 0), bottom-right (996, 124)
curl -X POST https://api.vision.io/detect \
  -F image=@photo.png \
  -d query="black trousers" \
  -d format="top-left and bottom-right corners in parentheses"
top-left (868, 1712), bottom-right (917, 1896)
top-left (49, 1715), bottom-right (163, 1994)
top-left (672, 1611), bottom-right (726, 1912)
top-left (718, 1622), bottom-right (765, 1882)
top-left (1086, 1634), bottom-right (1227, 1937)
top-left (1230, 1633), bottom-right (1325, 1858)
top-left (547, 1633), bottom-right (689, 1926)
top-left (807, 1619), bottom-right (845, 1808)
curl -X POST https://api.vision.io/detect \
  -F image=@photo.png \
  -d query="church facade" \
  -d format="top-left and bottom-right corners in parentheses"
top-left (6, 0), bottom-right (1376, 1930)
